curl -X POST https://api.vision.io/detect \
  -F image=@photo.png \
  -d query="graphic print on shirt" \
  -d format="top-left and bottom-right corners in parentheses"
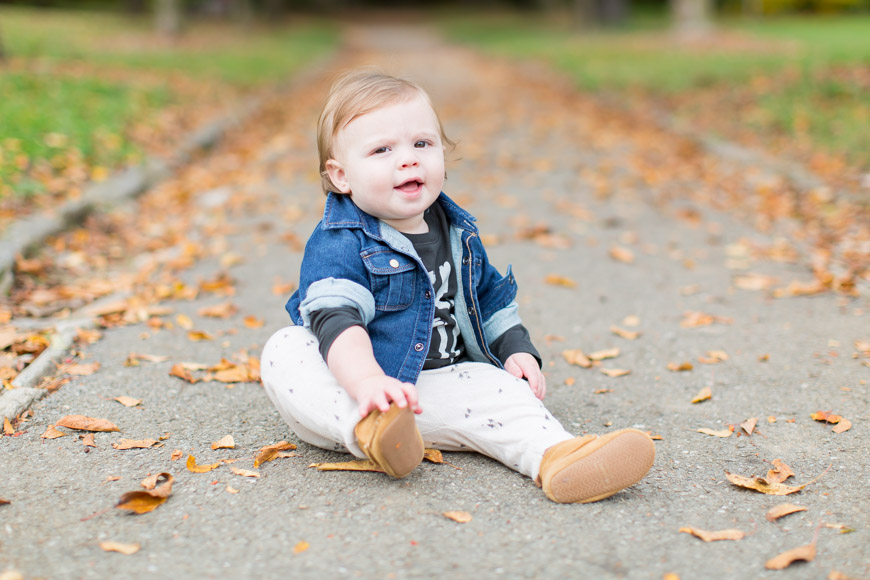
top-left (428, 260), bottom-right (462, 364)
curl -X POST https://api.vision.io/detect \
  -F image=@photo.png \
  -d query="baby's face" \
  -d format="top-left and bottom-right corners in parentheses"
top-left (326, 94), bottom-right (446, 234)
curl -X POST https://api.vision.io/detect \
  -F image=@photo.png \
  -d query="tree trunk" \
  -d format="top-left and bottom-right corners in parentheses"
top-left (156, 0), bottom-right (184, 38)
top-left (573, 0), bottom-right (599, 28)
top-left (671, 0), bottom-right (714, 40)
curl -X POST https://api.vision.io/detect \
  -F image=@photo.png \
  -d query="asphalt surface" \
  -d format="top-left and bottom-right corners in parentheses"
top-left (1, 23), bottom-right (868, 580)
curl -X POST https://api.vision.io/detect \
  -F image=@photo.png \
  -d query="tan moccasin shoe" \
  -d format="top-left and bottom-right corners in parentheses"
top-left (354, 403), bottom-right (424, 478)
top-left (536, 429), bottom-right (655, 503)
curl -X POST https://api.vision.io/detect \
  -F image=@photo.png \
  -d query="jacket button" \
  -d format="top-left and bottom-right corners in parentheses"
top-left (467, 307), bottom-right (475, 315)
top-left (425, 290), bottom-right (431, 299)
top-left (462, 257), bottom-right (470, 265)
top-left (414, 343), bottom-right (424, 351)
top-left (389, 259), bottom-right (399, 268)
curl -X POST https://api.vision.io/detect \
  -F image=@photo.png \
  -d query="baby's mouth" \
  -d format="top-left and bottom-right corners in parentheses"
top-left (396, 179), bottom-right (423, 193)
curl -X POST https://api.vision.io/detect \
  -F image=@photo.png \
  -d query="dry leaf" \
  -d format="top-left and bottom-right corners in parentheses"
top-left (765, 543), bottom-right (816, 570)
top-left (253, 441), bottom-right (297, 468)
top-left (423, 448), bottom-right (444, 463)
top-left (544, 274), bottom-right (577, 288)
top-left (55, 415), bottom-right (119, 432)
top-left (211, 435), bottom-right (235, 450)
top-left (681, 311), bottom-right (733, 328)
top-left (99, 541), bottom-right (140, 555)
top-left (766, 503), bottom-right (807, 522)
top-left (766, 459), bottom-right (795, 484)
top-left (564, 377), bottom-right (576, 386)
top-left (594, 388), bottom-right (613, 394)
top-left (198, 302), bottom-right (238, 318)
top-left (310, 459), bottom-right (384, 473)
top-left (81, 433), bottom-right (96, 448)
top-left (243, 316), bottom-right (264, 329)
top-left (226, 485), bottom-right (239, 494)
top-left (169, 363), bottom-right (199, 384)
top-left (562, 349), bottom-right (592, 368)
top-left (175, 314), bottom-right (194, 330)
top-left (140, 473), bottom-right (160, 490)
top-left (187, 330), bottom-right (214, 342)
top-left (811, 410), bottom-right (842, 424)
top-left (170, 449), bottom-right (183, 461)
top-left (706, 350), bottom-right (729, 361)
top-left (622, 315), bottom-right (640, 327)
top-left (41, 425), bottom-right (67, 439)
top-left (741, 417), bottom-right (758, 436)
top-left (113, 439), bottom-right (158, 450)
top-left (691, 387), bottom-right (712, 404)
top-left (832, 419), bottom-right (852, 433)
top-left (230, 467), bottom-right (260, 478)
top-left (828, 572), bottom-right (859, 580)
top-left (609, 245), bottom-right (635, 264)
top-left (114, 396), bottom-right (142, 407)
top-left (0, 498), bottom-right (10, 506)
top-left (116, 473), bottom-right (173, 514)
top-left (733, 273), bottom-right (778, 291)
top-left (679, 527), bottom-right (745, 542)
top-left (600, 368), bottom-right (630, 378)
top-left (667, 361), bottom-right (693, 372)
top-left (186, 454), bottom-right (221, 473)
top-left (293, 541), bottom-right (309, 554)
top-left (2, 417), bottom-right (13, 436)
top-left (697, 428), bottom-right (732, 438)
top-left (725, 471), bottom-right (806, 495)
top-left (443, 511), bottom-right (473, 523)
top-left (124, 353), bottom-right (169, 366)
top-left (65, 362), bottom-right (101, 376)
top-left (588, 347), bottom-right (620, 361)
top-left (610, 325), bottom-right (640, 340)
top-left (104, 475), bottom-right (120, 483)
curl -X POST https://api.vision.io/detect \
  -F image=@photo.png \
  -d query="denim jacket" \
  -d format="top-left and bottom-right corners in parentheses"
top-left (286, 192), bottom-right (522, 384)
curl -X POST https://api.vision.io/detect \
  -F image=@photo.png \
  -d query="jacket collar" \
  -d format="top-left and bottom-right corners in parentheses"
top-left (321, 192), bottom-right (478, 236)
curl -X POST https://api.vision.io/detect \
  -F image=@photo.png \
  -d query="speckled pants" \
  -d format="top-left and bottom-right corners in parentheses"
top-left (260, 326), bottom-right (574, 480)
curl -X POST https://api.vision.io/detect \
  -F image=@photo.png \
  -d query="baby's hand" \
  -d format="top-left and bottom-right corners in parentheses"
top-left (504, 352), bottom-right (547, 400)
top-left (349, 374), bottom-right (422, 418)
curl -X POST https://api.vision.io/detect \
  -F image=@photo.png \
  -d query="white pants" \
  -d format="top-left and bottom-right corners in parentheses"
top-left (260, 326), bottom-right (574, 480)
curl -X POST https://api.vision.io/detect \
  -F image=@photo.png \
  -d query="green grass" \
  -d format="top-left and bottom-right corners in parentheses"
top-left (0, 6), bottom-right (338, 202)
top-left (440, 12), bottom-right (870, 168)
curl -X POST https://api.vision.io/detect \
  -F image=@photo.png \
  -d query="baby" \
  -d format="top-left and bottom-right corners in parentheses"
top-left (260, 69), bottom-right (655, 503)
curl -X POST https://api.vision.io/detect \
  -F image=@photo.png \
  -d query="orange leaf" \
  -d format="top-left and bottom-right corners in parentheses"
top-left (243, 316), bottom-right (264, 329)
top-left (610, 325), bottom-right (640, 340)
top-left (679, 527), bottom-right (745, 542)
top-left (562, 349), bottom-right (592, 368)
top-left (725, 471), bottom-right (806, 495)
top-left (99, 541), bottom-right (140, 555)
top-left (832, 418), bottom-right (852, 433)
top-left (230, 467), bottom-right (260, 478)
top-left (691, 387), bottom-right (712, 403)
top-left (112, 439), bottom-right (158, 450)
top-left (810, 410), bottom-right (842, 424)
top-left (64, 362), bottom-right (101, 376)
top-left (544, 274), bottom-right (577, 288)
top-left (187, 330), bottom-right (214, 342)
top-left (0, 497), bottom-right (10, 506)
top-left (3, 417), bottom-right (13, 436)
top-left (667, 361), bottom-right (693, 372)
top-left (211, 435), bottom-right (235, 450)
top-left (81, 433), bottom-right (96, 448)
top-left (697, 428), bottom-right (731, 438)
top-left (423, 448), bottom-right (444, 463)
top-left (114, 396), bottom-right (142, 407)
top-left (115, 473), bottom-right (174, 514)
top-left (176, 314), bottom-right (194, 330)
top-left (55, 415), bottom-right (119, 432)
top-left (765, 503), bottom-right (807, 522)
top-left (600, 368), bottom-right (630, 378)
top-left (253, 441), bottom-right (296, 468)
top-left (766, 459), bottom-right (795, 484)
top-left (41, 425), bottom-right (67, 439)
top-left (310, 459), bottom-right (384, 473)
top-left (186, 454), bottom-right (221, 473)
top-left (443, 511), bottom-right (473, 523)
top-left (765, 543), bottom-right (816, 570)
top-left (741, 417), bottom-right (758, 436)
top-left (169, 363), bottom-right (199, 384)
top-left (609, 246), bottom-right (635, 264)
top-left (198, 302), bottom-right (238, 319)
top-left (293, 541), bottom-right (310, 554)
top-left (588, 347), bottom-right (620, 361)
top-left (170, 449), bottom-right (183, 461)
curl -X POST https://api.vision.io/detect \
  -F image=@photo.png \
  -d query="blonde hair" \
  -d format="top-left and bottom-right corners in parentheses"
top-left (317, 69), bottom-right (454, 194)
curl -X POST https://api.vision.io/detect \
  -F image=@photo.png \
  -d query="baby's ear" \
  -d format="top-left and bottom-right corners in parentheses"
top-left (324, 159), bottom-right (351, 194)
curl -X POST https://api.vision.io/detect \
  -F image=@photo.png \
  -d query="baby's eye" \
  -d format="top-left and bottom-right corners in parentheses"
top-left (371, 146), bottom-right (389, 155)
top-left (414, 140), bottom-right (431, 148)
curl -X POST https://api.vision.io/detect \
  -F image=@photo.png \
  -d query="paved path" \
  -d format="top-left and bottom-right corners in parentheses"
top-left (1, 22), bottom-right (868, 580)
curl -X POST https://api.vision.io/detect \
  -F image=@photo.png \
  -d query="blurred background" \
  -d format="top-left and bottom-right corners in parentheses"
top-left (0, 0), bottom-right (867, 221)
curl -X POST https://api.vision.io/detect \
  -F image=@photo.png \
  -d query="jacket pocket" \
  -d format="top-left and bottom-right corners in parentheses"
top-left (477, 264), bottom-right (517, 319)
top-left (361, 248), bottom-right (417, 311)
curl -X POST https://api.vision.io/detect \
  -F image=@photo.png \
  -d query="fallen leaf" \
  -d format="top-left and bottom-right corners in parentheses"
top-left (443, 511), bottom-right (473, 523)
top-left (113, 439), bottom-right (158, 450)
top-left (811, 410), bottom-right (842, 424)
top-left (562, 349), bottom-right (592, 368)
top-left (594, 388), bottom-right (613, 394)
top-left (186, 454), bottom-right (221, 473)
top-left (766, 459), bottom-right (795, 484)
top-left (81, 433), bottom-right (96, 447)
top-left (667, 361), bottom-right (693, 372)
top-left (140, 473), bottom-right (161, 490)
top-left (828, 571), bottom-right (859, 580)
top-left (230, 467), bottom-right (260, 478)
top-left (725, 471), bottom-right (806, 495)
top-left (741, 417), bottom-right (758, 436)
top-left (116, 473), bottom-right (174, 514)
top-left (588, 347), bottom-right (620, 361)
top-left (310, 459), bottom-right (384, 472)
top-left (622, 315), bottom-right (640, 327)
top-left (824, 523), bottom-right (855, 533)
top-left (697, 428), bottom-right (732, 438)
top-left (765, 543), bottom-right (816, 570)
top-left (64, 362), bottom-right (101, 376)
top-left (600, 368), bottom-right (630, 378)
top-left (758, 353), bottom-right (771, 362)
top-left (564, 377), bottom-right (576, 386)
top-left (170, 449), bottom-right (183, 461)
top-left (104, 476), bottom-right (120, 483)
top-left (609, 246), bottom-right (635, 264)
top-left (679, 527), bottom-right (745, 542)
top-left (198, 302), bottom-right (238, 318)
top-left (124, 353), bottom-right (169, 366)
top-left (175, 314), bottom-right (194, 330)
top-left (832, 419), bottom-right (852, 433)
top-left (41, 425), bottom-right (67, 439)
top-left (2, 417), bottom-right (13, 436)
top-left (169, 363), bottom-right (199, 384)
top-left (691, 387), bottom-right (712, 403)
top-left (544, 274), bottom-right (577, 288)
top-left (681, 311), bottom-right (733, 328)
top-left (99, 541), bottom-right (140, 555)
top-left (211, 435), bottom-right (235, 450)
top-left (423, 448), bottom-right (444, 463)
top-left (226, 484), bottom-right (239, 494)
top-left (766, 503), bottom-right (807, 522)
top-left (706, 350), bottom-right (729, 361)
top-left (610, 325), bottom-right (640, 340)
top-left (114, 396), bottom-right (142, 407)
top-left (733, 273), bottom-right (778, 291)
top-left (0, 498), bottom-right (10, 506)
top-left (243, 316), bottom-right (264, 329)
top-left (253, 441), bottom-right (296, 468)
top-left (187, 330), bottom-right (214, 342)
top-left (55, 415), bottom-right (119, 432)
top-left (293, 541), bottom-right (309, 554)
